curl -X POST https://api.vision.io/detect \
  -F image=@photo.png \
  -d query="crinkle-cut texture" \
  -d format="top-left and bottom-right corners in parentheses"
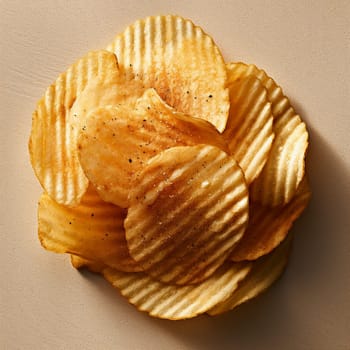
top-left (227, 62), bottom-right (309, 206)
top-left (38, 185), bottom-right (141, 272)
top-left (223, 66), bottom-right (274, 184)
top-left (125, 144), bottom-right (249, 285)
top-left (77, 89), bottom-right (228, 208)
top-left (103, 261), bottom-right (252, 320)
top-left (29, 50), bottom-right (120, 207)
top-left (208, 234), bottom-right (292, 316)
top-left (107, 14), bottom-right (230, 132)
top-left (70, 254), bottom-right (105, 273)
top-left (230, 177), bottom-right (311, 262)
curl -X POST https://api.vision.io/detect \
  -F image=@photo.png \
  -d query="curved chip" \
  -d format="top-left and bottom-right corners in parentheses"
top-left (208, 234), bottom-right (292, 316)
top-left (103, 261), bottom-right (252, 320)
top-left (69, 69), bottom-right (145, 124)
top-left (227, 62), bottom-right (309, 206)
top-left (125, 144), bottom-right (249, 285)
top-left (107, 15), bottom-right (230, 132)
top-left (38, 185), bottom-right (141, 272)
top-left (29, 50), bottom-right (119, 206)
top-left (223, 66), bottom-right (274, 184)
top-left (70, 254), bottom-right (105, 274)
top-left (78, 89), bottom-right (228, 208)
top-left (230, 177), bottom-right (311, 261)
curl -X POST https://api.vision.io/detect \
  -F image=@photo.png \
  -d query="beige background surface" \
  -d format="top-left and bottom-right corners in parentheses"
top-left (1, 1), bottom-right (349, 349)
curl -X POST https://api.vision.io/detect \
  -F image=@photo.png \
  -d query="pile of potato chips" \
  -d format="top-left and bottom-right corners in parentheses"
top-left (29, 15), bottom-right (310, 320)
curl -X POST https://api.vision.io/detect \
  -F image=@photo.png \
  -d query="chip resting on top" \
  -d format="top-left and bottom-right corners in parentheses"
top-left (107, 14), bottom-right (230, 132)
top-left (125, 144), bottom-right (249, 285)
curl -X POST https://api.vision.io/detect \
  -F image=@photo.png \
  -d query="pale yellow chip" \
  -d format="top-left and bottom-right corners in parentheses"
top-left (223, 66), bottom-right (274, 184)
top-left (230, 177), bottom-right (311, 261)
top-left (107, 15), bottom-right (230, 132)
top-left (103, 261), bottom-right (252, 320)
top-left (69, 68), bottom-right (145, 123)
top-left (125, 144), bottom-right (249, 285)
top-left (70, 254), bottom-right (105, 274)
top-left (227, 62), bottom-right (309, 206)
top-left (29, 50), bottom-right (120, 206)
top-left (208, 234), bottom-right (292, 316)
top-left (78, 88), bottom-right (229, 208)
top-left (38, 185), bottom-right (141, 272)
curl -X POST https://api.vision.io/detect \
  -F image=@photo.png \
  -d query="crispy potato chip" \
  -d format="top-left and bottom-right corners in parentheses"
top-left (103, 261), bottom-right (252, 320)
top-left (69, 69), bottom-right (145, 123)
top-left (125, 144), bottom-right (249, 285)
top-left (227, 62), bottom-right (309, 206)
top-left (70, 254), bottom-right (105, 273)
top-left (38, 185), bottom-right (141, 272)
top-left (78, 88), bottom-right (229, 208)
top-left (208, 234), bottom-right (292, 316)
top-left (107, 15), bottom-right (230, 132)
top-left (29, 50), bottom-right (119, 206)
top-left (230, 177), bottom-right (311, 261)
top-left (223, 67), bottom-right (274, 184)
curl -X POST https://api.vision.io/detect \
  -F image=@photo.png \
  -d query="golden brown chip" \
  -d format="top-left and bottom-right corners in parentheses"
top-left (77, 88), bottom-right (229, 208)
top-left (227, 62), bottom-right (309, 206)
top-left (125, 144), bottom-right (249, 285)
top-left (230, 177), bottom-right (311, 261)
top-left (103, 261), bottom-right (252, 320)
top-left (38, 185), bottom-right (141, 272)
top-left (223, 67), bottom-right (274, 184)
top-left (70, 254), bottom-right (105, 273)
top-left (208, 234), bottom-right (292, 316)
top-left (29, 50), bottom-right (119, 206)
top-left (107, 15), bottom-right (230, 132)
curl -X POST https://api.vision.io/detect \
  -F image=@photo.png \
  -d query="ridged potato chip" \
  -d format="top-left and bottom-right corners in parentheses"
top-left (227, 62), bottom-right (309, 206)
top-left (208, 234), bottom-right (292, 316)
top-left (103, 261), bottom-right (252, 320)
top-left (29, 50), bottom-right (119, 206)
top-left (223, 67), bottom-right (274, 184)
top-left (107, 14), bottom-right (230, 132)
top-left (38, 185), bottom-right (140, 272)
top-left (78, 89), bottom-right (228, 208)
top-left (70, 254), bottom-right (105, 273)
top-left (230, 177), bottom-right (311, 261)
top-left (125, 144), bottom-right (249, 285)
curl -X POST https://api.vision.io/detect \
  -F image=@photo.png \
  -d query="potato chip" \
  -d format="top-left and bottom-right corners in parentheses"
top-left (70, 254), bottom-right (105, 273)
top-left (103, 261), bottom-right (252, 320)
top-left (77, 88), bottom-right (229, 208)
top-left (223, 67), bottom-right (274, 184)
top-left (230, 177), bottom-right (311, 261)
top-left (125, 144), bottom-right (249, 285)
top-left (29, 50), bottom-right (119, 206)
top-left (107, 15), bottom-right (230, 132)
top-left (38, 185), bottom-right (141, 272)
top-left (208, 234), bottom-right (292, 316)
top-left (227, 62), bottom-right (309, 206)
top-left (69, 69), bottom-right (145, 124)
